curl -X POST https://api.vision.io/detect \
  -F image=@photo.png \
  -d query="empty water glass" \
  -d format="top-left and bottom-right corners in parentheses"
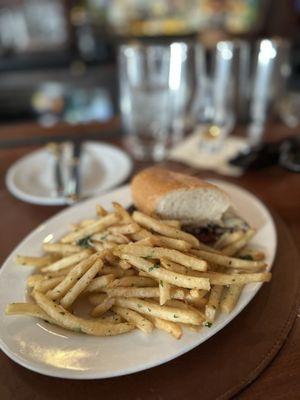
top-left (118, 42), bottom-right (192, 161)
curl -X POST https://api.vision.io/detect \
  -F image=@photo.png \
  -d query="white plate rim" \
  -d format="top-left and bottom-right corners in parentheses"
top-left (5, 142), bottom-right (133, 206)
top-left (0, 180), bottom-right (277, 379)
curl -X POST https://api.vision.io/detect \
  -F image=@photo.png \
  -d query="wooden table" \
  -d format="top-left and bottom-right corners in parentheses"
top-left (0, 120), bottom-right (299, 399)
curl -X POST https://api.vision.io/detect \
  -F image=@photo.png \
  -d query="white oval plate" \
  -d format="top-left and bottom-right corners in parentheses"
top-left (0, 180), bottom-right (276, 379)
top-left (6, 141), bottom-right (132, 206)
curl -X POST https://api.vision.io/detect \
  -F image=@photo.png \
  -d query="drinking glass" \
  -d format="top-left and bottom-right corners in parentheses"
top-left (118, 42), bottom-right (192, 161)
top-left (193, 38), bottom-right (290, 149)
top-left (193, 41), bottom-right (243, 151)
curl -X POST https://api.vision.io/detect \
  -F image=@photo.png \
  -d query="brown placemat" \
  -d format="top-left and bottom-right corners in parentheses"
top-left (1, 213), bottom-right (299, 400)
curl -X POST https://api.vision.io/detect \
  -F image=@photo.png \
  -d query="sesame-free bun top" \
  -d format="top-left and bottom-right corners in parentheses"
top-left (131, 167), bottom-right (231, 225)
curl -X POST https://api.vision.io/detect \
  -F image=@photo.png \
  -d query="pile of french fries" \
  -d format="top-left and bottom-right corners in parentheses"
top-left (6, 203), bottom-right (271, 339)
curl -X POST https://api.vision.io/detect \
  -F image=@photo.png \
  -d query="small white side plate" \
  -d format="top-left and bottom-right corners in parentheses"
top-left (6, 141), bottom-right (132, 206)
top-left (0, 181), bottom-right (276, 379)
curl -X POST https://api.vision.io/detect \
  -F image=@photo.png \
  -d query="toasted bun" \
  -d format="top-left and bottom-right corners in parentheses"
top-left (131, 167), bottom-right (231, 225)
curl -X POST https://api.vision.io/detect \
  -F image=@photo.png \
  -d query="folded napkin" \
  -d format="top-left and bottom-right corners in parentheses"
top-left (168, 128), bottom-right (248, 177)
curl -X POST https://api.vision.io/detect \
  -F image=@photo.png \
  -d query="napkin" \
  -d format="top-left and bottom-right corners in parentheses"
top-left (168, 128), bottom-right (248, 177)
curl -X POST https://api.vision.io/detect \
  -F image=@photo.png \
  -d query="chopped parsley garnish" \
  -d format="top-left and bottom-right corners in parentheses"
top-left (137, 304), bottom-right (142, 308)
top-left (173, 314), bottom-right (179, 319)
top-left (205, 322), bottom-right (212, 328)
top-left (147, 308), bottom-right (152, 312)
top-left (77, 235), bottom-right (92, 248)
top-left (149, 263), bottom-right (160, 272)
top-left (159, 280), bottom-right (164, 287)
top-left (74, 327), bottom-right (83, 333)
top-left (240, 254), bottom-right (253, 261)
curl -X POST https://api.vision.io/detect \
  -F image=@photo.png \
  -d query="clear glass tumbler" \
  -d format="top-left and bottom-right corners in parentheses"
top-left (118, 42), bottom-right (192, 161)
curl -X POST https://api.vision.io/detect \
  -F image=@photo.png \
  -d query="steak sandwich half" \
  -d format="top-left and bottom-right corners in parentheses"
top-left (131, 167), bottom-right (249, 245)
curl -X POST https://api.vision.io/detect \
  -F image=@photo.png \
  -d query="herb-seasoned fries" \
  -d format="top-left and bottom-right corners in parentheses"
top-left (132, 211), bottom-right (199, 248)
top-left (6, 202), bottom-right (271, 339)
top-left (116, 245), bottom-right (207, 271)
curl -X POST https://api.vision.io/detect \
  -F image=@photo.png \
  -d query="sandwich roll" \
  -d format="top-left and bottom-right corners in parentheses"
top-left (131, 167), bottom-right (231, 226)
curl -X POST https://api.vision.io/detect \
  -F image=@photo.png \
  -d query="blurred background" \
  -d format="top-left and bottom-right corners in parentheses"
top-left (0, 0), bottom-right (299, 126)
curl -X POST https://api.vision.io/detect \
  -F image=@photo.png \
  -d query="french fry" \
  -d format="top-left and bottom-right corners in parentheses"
top-left (117, 245), bottom-right (207, 272)
top-left (27, 274), bottom-right (44, 288)
top-left (186, 296), bottom-right (207, 308)
top-left (159, 280), bottom-right (171, 305)
top-left (108, 276), bottom-right (156, 288)
top-left (34, 276), bottom-right (64, 293)
top-left (113, 202), bottom-right (132, 223)
top-left (119, 260), bottom-right (132, 270)
top-left (148, 316), bottom-right (182, 339)
top-left (108, 224), bottom-right (140, 235)
top-left (44, 265), bottom-right (74, 277)
top-left (189, 289), bottom-right (207, 300)
top-left (90, 296), bottom-right (115, 317)
top-left (88, 293), bottom-right (107, 306)
top-left (43, 243), bottom-right (82, 255)
top-left (33, 291), bottom-right (134, 336)
top-left (15, 254), bottom-right (58, 268)
top-left (9, 299), bottom-right (123, 327)
top-left (41, 250), bottom-right (91, 273)
top-left (182, 323), bottom-right (202, 332)
top-left (134, 237), bottom-right (154, 246)
top-left (138, 271), bottom-right (152, 278)
top-left (196, 242), bottom-right (219, 252)
top-left (185, 289), bottom-right (208, 307)
top-left (104, 251), bottom-right (119, 265)
top-left (161, 219), bottom-right (181, 229)
top-left (222, 229), bottom-right (256, 256)
top-left (130, 229), bottom-right (153, 242)
top-left (165, 299), bottom-right (190, 309)
top-left (205, 285), bottom-right (223, 322)
top-left (47, 254), bottom-right (99, 300)
top-left (115, 297), bottom-right (203, 325)
top-left (220, 285), bottom-right (244, 313)
top-left (96, 204), bottom-right (108, 217)
top-left (5, 303), bottom-right (55, 323)
top-left (164, 299), bottom-right (205, 319)
top-left (90, 242), bottom-right (104, 252)
top-left (214, 231), bottom-right (244, 250)
top-left (92, 232), bottom-right (130, 244)
top-left (85, 274), bottom-right (115, 293)
top-left (60, 259), bottom-right (103, 308)
top-left (191, 249), bottom-right (266, 270)
top-left (108, 234), bottom-right (130, 244)
top-left (103, 286), bottom-right (187, 300)
top-left (190, 271), bottom-right (271, 285)
top-left (119, 254), bottom-right (210, 290)
top-left (90, 232), bottom-right (109, 242)
top-left (97, 313), bottom-right (122, 324)
top-left (61, 213), bottom-right (119, 243)
top-left (161, 258), bottom-right (188, 274)
top-left (151, 235), bottom-right (192, 252)
top-left (112, 306), bottom-right (153, 333)
top-left (133, 211), bottom-right (199, 248)
top-left (100, 265), bottom-right (123, 277)
top-left (79, 219), bottom-right (97, 228)
top-left (238, 248), bottom-right (265, 261)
